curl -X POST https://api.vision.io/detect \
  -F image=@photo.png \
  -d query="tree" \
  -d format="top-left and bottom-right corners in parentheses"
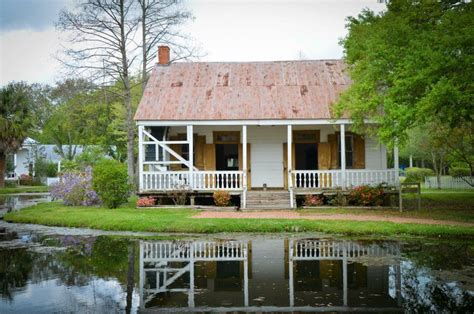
top-left (0, 82), bottom-right (33, 187)
top-left (58, 0), bottom-right (139, 184)
top-left (137, 0), bottom-right (196, 90)
top-left (334, 1), bottom-right (474, 146)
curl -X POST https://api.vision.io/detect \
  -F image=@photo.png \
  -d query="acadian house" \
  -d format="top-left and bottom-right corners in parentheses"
top-left (134, 46), bottom-right (399, 208)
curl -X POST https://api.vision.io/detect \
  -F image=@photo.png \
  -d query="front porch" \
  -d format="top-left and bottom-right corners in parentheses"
top-left (137, 121), bottom-right (400, 208)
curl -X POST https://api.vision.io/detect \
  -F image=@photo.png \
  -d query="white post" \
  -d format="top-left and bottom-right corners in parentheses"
top-left (340, 124), bottom-right (346, 189)
top-left (189, 245), bottom-right (195, 308)
top-left (187, 125), bottom-right (194, 189)
top-left (243, 244), bottom-right (249, 307)
top-left (138, 125), bottom-right (144, 192)
top-left (289, 240), bottom-right (294, 307)
top-left (287, 125), bottom-right (294, 208)
top-left (342, 243), bottom-right (348, 307)
top-left (242, 125), bottom-right (247, 209)
top-left (139, 241), bottom-right (144, 309)
top-left (409, 154), bottom-right (413, 168)
top-left (394, 144), bottom-right (399, 170)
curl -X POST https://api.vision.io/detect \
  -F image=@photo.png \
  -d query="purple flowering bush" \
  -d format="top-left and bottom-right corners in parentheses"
top-left (50, 167), bottom-right (101, 206)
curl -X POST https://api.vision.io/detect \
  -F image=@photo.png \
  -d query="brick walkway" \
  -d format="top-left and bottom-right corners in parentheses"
top-left (193, 211), bottom-right (474, 227)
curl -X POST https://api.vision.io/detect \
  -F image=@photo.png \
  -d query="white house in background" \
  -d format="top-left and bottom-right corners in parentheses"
top-left (134, 46), bottom-right (400, 208)
top-left (6, 138), bottom-right (86, 179)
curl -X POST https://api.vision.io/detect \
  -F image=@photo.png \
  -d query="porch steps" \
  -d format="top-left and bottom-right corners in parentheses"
top-left (245, 191), bottom-right (291, 209)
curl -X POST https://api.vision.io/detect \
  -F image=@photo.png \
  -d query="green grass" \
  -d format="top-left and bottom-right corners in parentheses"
top-left (0, 185), bottom-right (49, 194)
top-left (302, 191), bottom-right (474, 223)
top-left (4, 198), bottom-right (474, 238)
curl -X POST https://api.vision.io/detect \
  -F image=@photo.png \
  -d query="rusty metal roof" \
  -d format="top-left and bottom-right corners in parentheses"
top-left (134, 60), bottom-right (350, 121)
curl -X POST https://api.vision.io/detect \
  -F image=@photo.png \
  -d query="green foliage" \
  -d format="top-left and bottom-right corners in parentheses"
top-left (34, 158), bottom-right (57, 178)
top-left (405, 167), bottom-right (435, 183)
top-left (60, 159), bottom-right (79, 172)
top-left (449, 167), bottom-right (471, 177)
top-left (92, 159), bottom-right (130, 208)
top-left (335, 1), bottom-right (474, 146)
top-left (348, 185), bottom-right (385, 206)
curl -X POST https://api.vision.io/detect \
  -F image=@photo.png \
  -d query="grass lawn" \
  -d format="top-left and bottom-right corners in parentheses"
top-left (301, 191), bottom-right (474, 223)
top-left (0, 185), bottom-right (49, 194)
top-left (4, 193), bottom-right (474, 238)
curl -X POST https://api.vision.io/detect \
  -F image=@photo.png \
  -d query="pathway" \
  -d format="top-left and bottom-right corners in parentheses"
top-left (194, 211), bottom-right (474, 227)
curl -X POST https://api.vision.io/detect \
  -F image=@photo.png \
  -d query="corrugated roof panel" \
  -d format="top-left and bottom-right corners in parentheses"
top-left (134, 59), bottom-right (349, 121)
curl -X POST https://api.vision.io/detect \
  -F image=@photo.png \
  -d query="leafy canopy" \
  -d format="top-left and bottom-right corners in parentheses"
top-left (334, 0), bottom-right (474, 146)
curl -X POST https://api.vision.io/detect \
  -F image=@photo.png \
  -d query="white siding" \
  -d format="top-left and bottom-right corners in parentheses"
top-left (365, 136), bottom-right (388, 169)
top-left (167, 125), bottom-right (389, 188)
top-left (248, 126), bottom-right (285, 187)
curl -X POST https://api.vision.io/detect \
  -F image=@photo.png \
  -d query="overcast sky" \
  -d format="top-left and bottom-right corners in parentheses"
top-left (0, 0), bottom-right (385, 86)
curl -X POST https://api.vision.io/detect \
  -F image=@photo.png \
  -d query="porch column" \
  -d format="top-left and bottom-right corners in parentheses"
top-left (340, 124), bottom-right (346, 189)
top-left (287, 125), bottom-right (294, 208)
top-left (242, 125), bottom-right (247, 209)
top-left (187, 125), bottom-right (194, 188)
top-left (138, 125), bottom-right (144, 192)
top-left (409, 154), bottom-right (413, 168)
top-left (394, 145), bottom-right (399, 170)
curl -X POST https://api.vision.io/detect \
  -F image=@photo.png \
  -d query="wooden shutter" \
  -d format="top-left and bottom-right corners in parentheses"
top-left (353, 134), bottom-right (365, 169)
top-left (195, 136), bottom-right (206, 169)
top-left (203, 144), bottom-right (215, 170)
top-left (318, 142), bottom-right (331, 170)
top-left (328, 134), bottom-right (338, 169)
top-left (169, 136), bottom-right (182, 171)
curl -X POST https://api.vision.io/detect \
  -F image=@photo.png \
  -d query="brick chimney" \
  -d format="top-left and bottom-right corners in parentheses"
top-left (158, 45), bottom-right (170, 65)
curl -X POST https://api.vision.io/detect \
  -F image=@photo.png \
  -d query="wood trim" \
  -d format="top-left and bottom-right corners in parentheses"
top-left (293, 130), bottom-right (320, 143)
top-left (213, 131), bottom-right (240, 144)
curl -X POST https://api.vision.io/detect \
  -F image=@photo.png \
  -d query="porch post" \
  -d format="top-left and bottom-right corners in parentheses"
top-left (394, 144), bottom-right (399, 170)
top-left (287, 125), bottom-right (294, 208)
top-left (138, 125), bottom-right (144, 192)
top-left (409, 154), bottom-right (413, 168)
top-left (340, 124), bottom-right (346, 189)
top-left (187, 125), bottom-right (194, 189)
top-left (242, 125), bottom-right (247, 209)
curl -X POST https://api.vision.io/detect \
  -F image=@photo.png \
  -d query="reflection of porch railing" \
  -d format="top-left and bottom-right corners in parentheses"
top-left (291, 169), bottom-right (398, 189)
top-left (142, 170), bottom-right (244, 191)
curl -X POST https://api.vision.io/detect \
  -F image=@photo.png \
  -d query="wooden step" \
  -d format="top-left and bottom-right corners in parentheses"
top-left (245, 191), bottom-right (291, 209)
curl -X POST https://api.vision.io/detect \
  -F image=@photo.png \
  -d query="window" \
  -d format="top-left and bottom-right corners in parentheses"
top-left (293, 130), bottom-right (319, 143)
top-left (213, 131), bottom-right (240, 144)
top-left (338, 134), bottom-right (354, 168)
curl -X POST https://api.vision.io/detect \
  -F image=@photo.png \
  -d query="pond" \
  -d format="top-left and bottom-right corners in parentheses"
top-left (0, 194), bottom-right (51, 217)
top-left (0, 229), bottom-right (473, 313)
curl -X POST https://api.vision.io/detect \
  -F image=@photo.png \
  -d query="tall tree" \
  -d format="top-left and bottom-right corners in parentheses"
top-left (137, 0), bottom-right (195, 90)
top-left (58, 0), bottom-right (139, 184)
top-left (334, 0), bottom-right (474, 146)
top-left (0, 82), bottom-right (33, 187)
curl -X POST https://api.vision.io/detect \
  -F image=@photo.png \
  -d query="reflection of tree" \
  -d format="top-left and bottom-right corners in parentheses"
top-left (402, 241), bottom-right (472, 270)
top-left (0, 248), bottom-right (33, 300)
top-left (402, 264), bottom-right (474, 312)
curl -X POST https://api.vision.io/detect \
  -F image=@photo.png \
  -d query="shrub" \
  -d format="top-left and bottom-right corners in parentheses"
top-left (327, 192), bottom-right (348, 206)
top-left (35, 158), bottom-right (58, 178)
top-left (304, 195), bottom-right (324, 206)
top-left (50, 168), bottom-right (100, 206)
top-left (167, 184), bottom-right (191, 205)
top-left (449, 166), bottom-right (471, 177)
top-left (213, 190), bottom-right (231, 207)
top-left (19, 174), bottom-right (33, 186)
top-left (348, 185), bottom-right (384, 206)
top-left (92, 159), bottom-right (130, 209)
top-left (136, 197), bottom-right (156, 207)
top-left (405, 167), bottom-right (435, 183)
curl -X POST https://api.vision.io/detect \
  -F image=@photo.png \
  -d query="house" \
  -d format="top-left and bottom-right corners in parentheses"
top-left (134, 46), bottom-right (399, 208)
top-left (6, 138), bottom-right (86, 182)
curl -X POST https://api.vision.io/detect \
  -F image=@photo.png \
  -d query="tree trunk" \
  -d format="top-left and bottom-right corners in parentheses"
top-left (421, 158), bottom-right (425, 168)
top-left (119, 0), bottom-right (135, 186)
top-left (432, 153), bottom-right (441, 189)
top-left (141, 2), bottom-right (147, 92)
top-left (0, 152), bottom-right (6, 188)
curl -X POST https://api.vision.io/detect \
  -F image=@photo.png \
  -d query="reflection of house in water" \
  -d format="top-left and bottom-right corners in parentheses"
top-left (139, 239), bottom-right (402, 312)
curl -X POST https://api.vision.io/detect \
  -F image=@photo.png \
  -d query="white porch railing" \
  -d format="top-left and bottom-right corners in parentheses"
top-left (142, 170), bottom-right (244, 191)
top-left (291, 169), bottom-right (398, 189)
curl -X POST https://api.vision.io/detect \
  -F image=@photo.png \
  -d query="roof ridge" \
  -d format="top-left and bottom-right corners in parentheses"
top-left (157, 59), bottom-right (344, 66)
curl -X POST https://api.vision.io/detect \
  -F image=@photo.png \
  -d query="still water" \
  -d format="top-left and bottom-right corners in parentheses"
top-left (0, 231), bottom-right (473, 313)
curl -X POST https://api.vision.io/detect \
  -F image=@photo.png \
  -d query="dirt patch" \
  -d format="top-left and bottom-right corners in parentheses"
top-left (193, 211), bottom-right (474, 227)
